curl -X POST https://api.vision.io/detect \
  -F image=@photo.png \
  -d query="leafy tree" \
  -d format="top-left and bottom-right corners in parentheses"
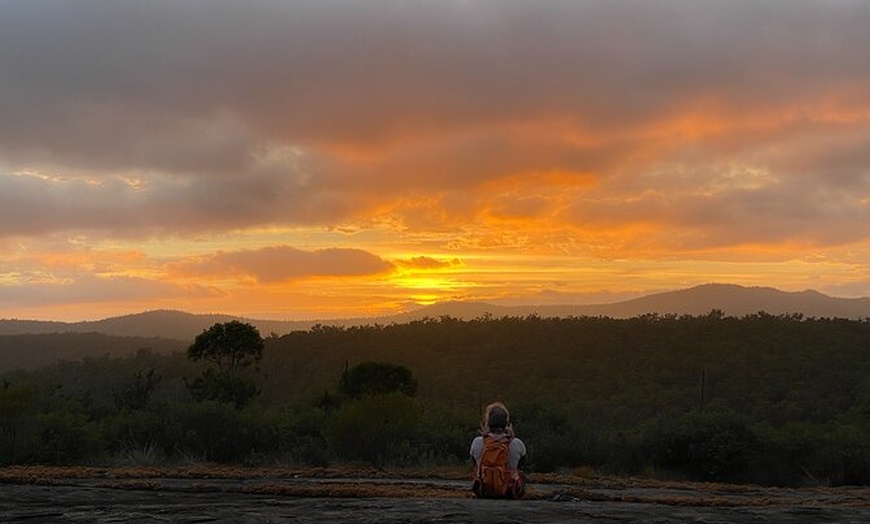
top-left (187, 321), bottom-right (264, 374)
top-left (339, 361), bottom-right (418, 399)
top-left (186, 321), bottom-right (264, 408)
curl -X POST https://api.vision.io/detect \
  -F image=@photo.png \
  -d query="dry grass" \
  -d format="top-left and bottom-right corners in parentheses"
top-left (0, 464), bottom-right (464, 482)
top-left (1, 465), bottom-right (868, 508)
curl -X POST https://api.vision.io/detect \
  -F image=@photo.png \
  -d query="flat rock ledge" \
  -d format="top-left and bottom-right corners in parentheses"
top-left (1, 466), bottom-right (868, 523)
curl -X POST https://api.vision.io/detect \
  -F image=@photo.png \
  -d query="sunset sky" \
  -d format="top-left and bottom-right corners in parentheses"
top-left (2, 1), bottom-right (870, 322)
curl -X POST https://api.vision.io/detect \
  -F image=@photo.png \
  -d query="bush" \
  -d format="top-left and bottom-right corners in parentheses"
top-left (511, 402), bottom-right (603, 472)
top-left (645, 411), bottom-right (758, 482)
top-left (33, 411), bottom-right (102, 464)
top-left (163, 401), bottom-right (259, 462)
top-left (417, 403), bottom-right (476, 465)
top-left (186, 369), bottom-right (260, 409)
top-left (0, 382), bottom-right (38, 464)
top-left (327, 393), bottom-right (421, 466)
top-left (281, 406), bottom-right (332, 466)
top-left (758, 423), bottom-right (870, 486)
top-left (339, 362), bottom-right (418, 399)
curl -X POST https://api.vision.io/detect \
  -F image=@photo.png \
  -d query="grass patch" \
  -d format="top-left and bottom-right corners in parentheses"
top-left (2, 465), bottom-right (868, 507)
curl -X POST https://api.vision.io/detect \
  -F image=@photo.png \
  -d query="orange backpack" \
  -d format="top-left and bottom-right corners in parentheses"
top-left (475, 435), bottom-right (512, 498)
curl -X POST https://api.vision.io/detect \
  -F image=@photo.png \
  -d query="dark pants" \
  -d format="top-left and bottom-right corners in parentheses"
top-left (471, 472), bottom-right (525, 499)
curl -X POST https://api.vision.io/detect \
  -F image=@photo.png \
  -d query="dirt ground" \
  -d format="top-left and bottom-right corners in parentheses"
top-left (1, 466), bottom-right (869, 523)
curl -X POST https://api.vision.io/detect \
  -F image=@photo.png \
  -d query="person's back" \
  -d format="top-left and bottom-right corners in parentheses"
top-left (470, 402), bottom-right (526, 499)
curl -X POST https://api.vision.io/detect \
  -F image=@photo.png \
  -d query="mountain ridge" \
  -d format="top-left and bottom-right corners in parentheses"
top-left (2, 283), bottom-right (869, 340)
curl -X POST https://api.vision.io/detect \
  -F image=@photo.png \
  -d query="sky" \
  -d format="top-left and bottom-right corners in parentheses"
top-left (2, 0), bottom-right (870, 322)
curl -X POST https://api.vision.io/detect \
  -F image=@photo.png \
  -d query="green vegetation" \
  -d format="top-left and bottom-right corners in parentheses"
top-left (1, 313), bottom-right (869, 486)
top-left (0, 333), bottom-right (185, 372)
top-left (339, 361), bottom-right (419, 399)
top-left (185, 321), bottom-right (264, 409)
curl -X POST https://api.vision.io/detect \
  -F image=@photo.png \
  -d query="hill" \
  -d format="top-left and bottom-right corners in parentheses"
top-left (382, 283), bottom-right (870, 323)
top-left (1, 284), bottom-right (869, 340)
top-left (0, 310), bottom-right (315, 340)
top-left (590, 284), bottom-right (870, 319)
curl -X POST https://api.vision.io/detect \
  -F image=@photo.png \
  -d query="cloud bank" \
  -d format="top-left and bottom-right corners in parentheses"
top-left (2, 1), bottom-right (870, 318)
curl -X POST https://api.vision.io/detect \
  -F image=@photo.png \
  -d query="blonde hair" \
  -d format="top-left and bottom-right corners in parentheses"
top-left (480, 401), bottom-right (514, 436)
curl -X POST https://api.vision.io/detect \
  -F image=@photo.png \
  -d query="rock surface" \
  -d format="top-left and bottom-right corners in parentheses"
top-left (2, 479), bottom-right (870, 523)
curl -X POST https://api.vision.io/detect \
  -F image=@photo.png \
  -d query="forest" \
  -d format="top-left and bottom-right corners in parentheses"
top-left (1, 311), bottom-right (869, 487)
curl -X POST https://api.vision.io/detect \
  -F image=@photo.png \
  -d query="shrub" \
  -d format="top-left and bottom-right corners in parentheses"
top-left (510, 402), bottom-right (603, 472)
top-left (186, 369), bottom-right (260, 409)
top-left (33, 411), bottom-right (102, 464)
top-left (166, 401), bottom-right (258, 462)
top-left (327, 393), bottom-right (421, 466)
top-left (645, 411), bottom-right (758, 482)
top-left (339, 362), bottom-right (418, 399)
top-left (0, 382), bottom-right (38, 464)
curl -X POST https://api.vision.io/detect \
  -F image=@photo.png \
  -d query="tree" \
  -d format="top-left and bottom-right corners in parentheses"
top-left (187, 321), bottom-right (264, 374)
top-left (112, 369), bottom-right (161, 412)
top-left (186, 321), bottom-right (264, 408)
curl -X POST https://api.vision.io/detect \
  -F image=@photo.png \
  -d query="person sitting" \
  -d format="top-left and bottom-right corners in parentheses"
top-left (470, 401), bottom-right (527, 499)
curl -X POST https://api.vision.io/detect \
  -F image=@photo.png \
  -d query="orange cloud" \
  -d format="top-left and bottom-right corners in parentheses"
top-left (3, 2), bottom-right (870, 320)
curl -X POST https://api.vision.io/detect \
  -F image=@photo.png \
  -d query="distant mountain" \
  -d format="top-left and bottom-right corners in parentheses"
top-left (0, 310), bottom-right (315, 340)
top-left (1, 284), bottom-right (868, 339)
top-left (395, 284), bottom-right (870, 321)
top-left (581, 283), bottom-right (870, 319)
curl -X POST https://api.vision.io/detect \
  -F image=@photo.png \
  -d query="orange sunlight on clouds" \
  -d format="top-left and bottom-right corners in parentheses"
top-left (2, 1), bottom-right (870, 321)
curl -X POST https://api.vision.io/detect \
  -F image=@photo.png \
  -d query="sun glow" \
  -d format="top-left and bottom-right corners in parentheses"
top-left (4, 2), bottom-right (870, 321)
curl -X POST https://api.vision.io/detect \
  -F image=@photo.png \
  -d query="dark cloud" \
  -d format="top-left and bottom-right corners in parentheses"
top-left (0, 166), bottom-right (316, 237)
top-left (1, 0), bottom-right (870, 245)
top-left (174, 246), bottom-right (395, 283)
top-left (0, 274), bottom-right (223, 308)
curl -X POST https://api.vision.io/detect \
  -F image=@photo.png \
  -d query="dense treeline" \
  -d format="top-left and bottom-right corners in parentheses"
top-left (1, 312), bottom-right (869, 486)
top-left (0, 333), bottom-right (186, 372)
